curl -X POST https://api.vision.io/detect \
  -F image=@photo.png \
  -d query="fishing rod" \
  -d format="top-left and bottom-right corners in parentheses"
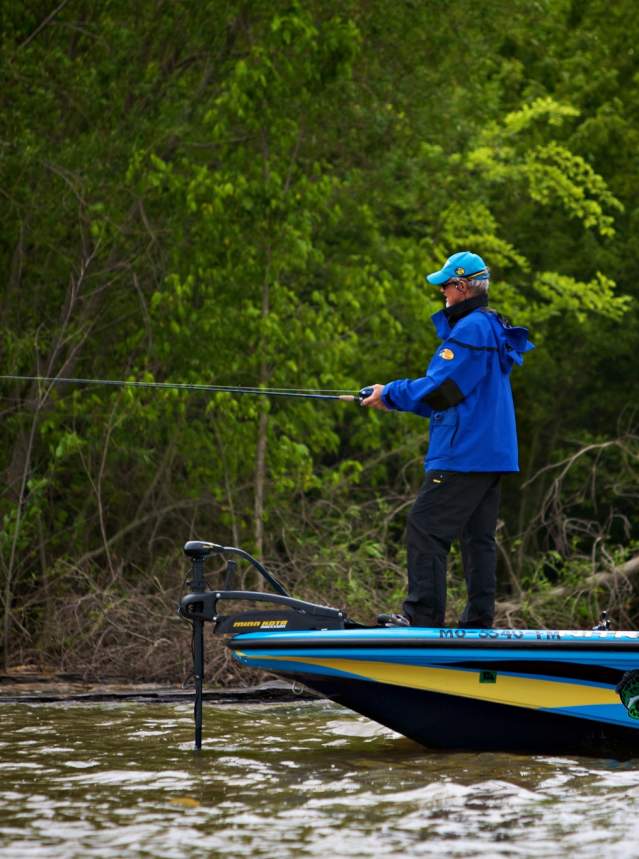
top-left (0, 375), bottom-right (374, 403)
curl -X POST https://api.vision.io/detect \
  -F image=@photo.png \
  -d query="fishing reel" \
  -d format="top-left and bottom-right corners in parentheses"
top-left (358, 386), bottom-right (374, 401)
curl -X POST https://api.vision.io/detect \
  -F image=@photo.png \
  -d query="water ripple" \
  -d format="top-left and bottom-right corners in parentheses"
top-left (0, 701), bottom-right (638, 858)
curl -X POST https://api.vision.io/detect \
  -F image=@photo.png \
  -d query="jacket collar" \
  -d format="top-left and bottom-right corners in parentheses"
top-left (444, 293), bottom-right (489, 326)
top-left (432, 294), bottom-right (488, 339)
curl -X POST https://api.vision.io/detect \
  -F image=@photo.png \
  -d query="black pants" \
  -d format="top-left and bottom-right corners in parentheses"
top-left (403, 471), bottom-right (501, 628)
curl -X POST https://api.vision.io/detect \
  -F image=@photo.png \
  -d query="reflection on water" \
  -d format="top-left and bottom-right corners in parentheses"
top-left (0, 700), bottom-right (638, 857)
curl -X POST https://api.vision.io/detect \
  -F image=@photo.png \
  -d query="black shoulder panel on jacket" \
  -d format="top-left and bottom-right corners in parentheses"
top-left (424, 378), bottom-right (465, 411)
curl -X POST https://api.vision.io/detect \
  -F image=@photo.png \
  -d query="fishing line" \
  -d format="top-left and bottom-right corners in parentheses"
top-left (0, 375), bottom-right (372, 402)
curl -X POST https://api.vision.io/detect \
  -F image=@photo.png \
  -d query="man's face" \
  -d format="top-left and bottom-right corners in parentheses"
top-left (440, 278), bottom-right (468, 307)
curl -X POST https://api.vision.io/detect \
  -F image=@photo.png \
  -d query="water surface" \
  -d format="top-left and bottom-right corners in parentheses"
top-left (1, 700), bottom-right (639, 857)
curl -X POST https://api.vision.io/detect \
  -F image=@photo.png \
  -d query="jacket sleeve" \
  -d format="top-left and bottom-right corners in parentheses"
top-left (382, 316), bottom-right (494, 415)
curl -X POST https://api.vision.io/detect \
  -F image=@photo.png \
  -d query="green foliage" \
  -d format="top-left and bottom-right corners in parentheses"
top-left (1, 0), bottom-right (638, 671)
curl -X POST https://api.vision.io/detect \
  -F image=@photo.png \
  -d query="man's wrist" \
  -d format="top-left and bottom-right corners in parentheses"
top-left (381, 384), bottom-right (396, 409)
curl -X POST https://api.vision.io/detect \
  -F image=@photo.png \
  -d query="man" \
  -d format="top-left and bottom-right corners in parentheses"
top-left (362, 251), bottom-right (533, 628)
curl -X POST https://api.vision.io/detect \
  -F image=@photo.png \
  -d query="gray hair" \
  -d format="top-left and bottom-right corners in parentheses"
top-left (466, 278), bottom-right (490, 295)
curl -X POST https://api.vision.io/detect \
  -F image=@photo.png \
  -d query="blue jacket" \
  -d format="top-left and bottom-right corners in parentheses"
top-left (382, 303), bottom-right (534, 472)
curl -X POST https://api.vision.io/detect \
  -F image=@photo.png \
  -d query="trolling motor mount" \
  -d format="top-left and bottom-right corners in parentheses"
top-left (179, 539), bottom-right (348, 630)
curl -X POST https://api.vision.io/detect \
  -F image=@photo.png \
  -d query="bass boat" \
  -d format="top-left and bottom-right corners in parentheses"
top-left (179, 540), bottom-right (639, 756)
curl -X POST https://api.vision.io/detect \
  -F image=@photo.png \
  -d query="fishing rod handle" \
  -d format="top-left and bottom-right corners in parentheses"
top-left (336, 386), bottom-right (374, 404)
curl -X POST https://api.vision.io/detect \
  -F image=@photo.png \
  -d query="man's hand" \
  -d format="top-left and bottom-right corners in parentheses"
top-left (360, 383), bottom-right (389, 411)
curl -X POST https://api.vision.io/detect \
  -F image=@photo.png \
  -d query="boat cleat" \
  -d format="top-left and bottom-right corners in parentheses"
top-left (377, 612), bottom-right (410, 627)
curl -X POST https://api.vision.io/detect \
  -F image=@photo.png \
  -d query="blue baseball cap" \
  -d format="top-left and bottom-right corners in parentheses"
top-left (426, 251), bottom-right (489, 285)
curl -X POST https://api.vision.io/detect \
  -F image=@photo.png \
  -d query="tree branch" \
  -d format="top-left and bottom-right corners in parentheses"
top-left (16, 0), bottom-right (73, 51)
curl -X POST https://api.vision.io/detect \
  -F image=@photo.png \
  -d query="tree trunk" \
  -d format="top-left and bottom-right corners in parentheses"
top-left (253, 245), bottom-right (271, 581)
top-left (254, 406), bottom-right (268, 564)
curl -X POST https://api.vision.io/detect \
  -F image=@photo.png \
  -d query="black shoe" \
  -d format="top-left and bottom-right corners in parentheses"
top-left (458, 620), bottom-right (494, 630)
top-left (377, 613), bottom-right (410, 627)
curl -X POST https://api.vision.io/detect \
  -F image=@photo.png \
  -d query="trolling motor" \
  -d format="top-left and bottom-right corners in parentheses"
top-left (178, 540), bottom-right (349, 750)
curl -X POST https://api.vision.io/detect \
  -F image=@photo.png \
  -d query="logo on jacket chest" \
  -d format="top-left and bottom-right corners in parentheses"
top-left (439, 348), bottom-right (455, 361)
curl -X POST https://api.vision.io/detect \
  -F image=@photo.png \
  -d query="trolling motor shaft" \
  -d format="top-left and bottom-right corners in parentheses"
top-left (186, 544), bottom-right (208, 751)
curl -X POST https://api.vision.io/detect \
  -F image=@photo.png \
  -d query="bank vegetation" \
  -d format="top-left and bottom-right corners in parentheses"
top-left (1, 0), bottom-right (638, 680)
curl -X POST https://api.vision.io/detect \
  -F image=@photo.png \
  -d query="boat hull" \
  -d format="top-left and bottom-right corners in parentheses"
top-left (228, 627), bottom-right (639, 755)
top-left (279, 672), bottom-right (639, 755)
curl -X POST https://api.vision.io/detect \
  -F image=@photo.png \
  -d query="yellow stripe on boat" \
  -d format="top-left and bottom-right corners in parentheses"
top-left (248, 655), bottom-right (619, 711)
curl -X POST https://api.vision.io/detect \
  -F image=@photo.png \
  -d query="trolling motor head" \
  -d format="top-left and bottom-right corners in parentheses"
top-left (183, 541), bottom-right (227, 595)
top-left (183, 540), bottom-right (225, 560)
